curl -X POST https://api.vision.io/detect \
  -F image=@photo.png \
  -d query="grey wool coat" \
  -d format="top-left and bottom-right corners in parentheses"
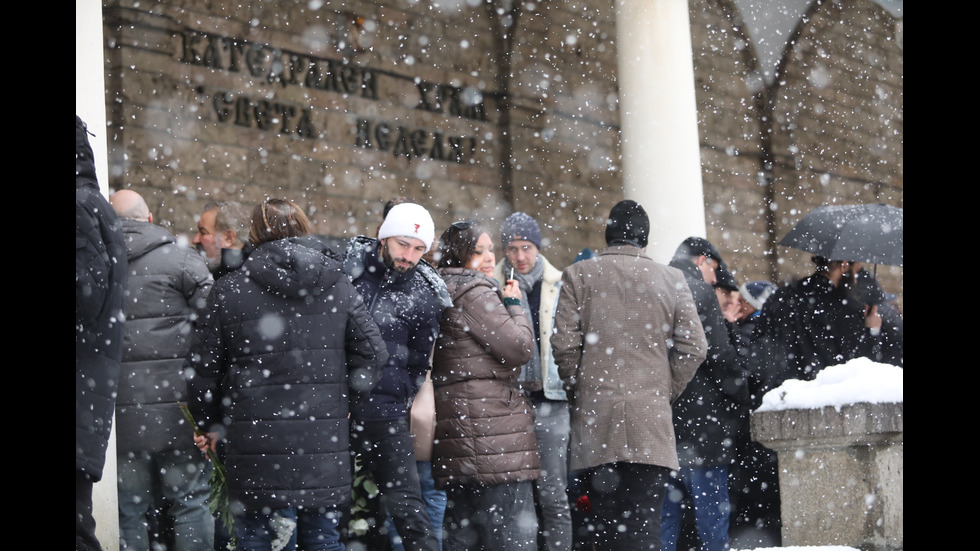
top-left (550, 245), bottom-right (707, 472)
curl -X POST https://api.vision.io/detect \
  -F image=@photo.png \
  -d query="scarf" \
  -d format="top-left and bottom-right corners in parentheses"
top-left (507, 258), bottom-right (544, 389)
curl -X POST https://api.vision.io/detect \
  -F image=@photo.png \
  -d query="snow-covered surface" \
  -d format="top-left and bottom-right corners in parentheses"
top-left (756, 358), bottom-right (903, 413)
top-left (735, 547), bottom-right (860, 551)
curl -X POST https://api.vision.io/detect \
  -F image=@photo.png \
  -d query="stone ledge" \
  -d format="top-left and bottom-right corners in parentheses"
top-left (752, 402), bottom-right (903, 449)
top-left (750, 401), bottom-right (903, 551)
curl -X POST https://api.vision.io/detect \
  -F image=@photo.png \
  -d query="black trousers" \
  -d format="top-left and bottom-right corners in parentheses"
top-left (350, 418), bottom-right (440, 551)
top-left (76, 469), bottom-right (104, 551)
top-left (584, 462), bottom-right (671, 551)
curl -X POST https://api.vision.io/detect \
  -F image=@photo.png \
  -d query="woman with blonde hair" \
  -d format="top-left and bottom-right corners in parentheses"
top-left (431, 220), bottom-right (540, 550)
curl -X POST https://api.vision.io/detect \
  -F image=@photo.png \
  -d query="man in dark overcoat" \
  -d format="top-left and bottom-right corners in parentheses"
top-left (664, 237), bottom-right (751, 551)
top-left (76, 115), bottom-right (128, 551)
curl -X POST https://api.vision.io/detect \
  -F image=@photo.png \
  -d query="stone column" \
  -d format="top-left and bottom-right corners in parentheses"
top-left (614, 0), bottom-right (706, 263)
top-left (77, 1), bottom-right (120, 549)
top-left (751, 402), bottom-right (904, 550)
top-left (77, 0), bottom-right (110, 193)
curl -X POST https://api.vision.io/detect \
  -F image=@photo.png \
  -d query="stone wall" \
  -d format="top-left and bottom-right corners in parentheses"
top-left (752, 402), bottom-right (904, 550)
top-left (690, 0), bottom-right (770, 281)
top-left (764, 0), bottom-right (903, 296)
top-left (101, 0), bottom-right (902, 296)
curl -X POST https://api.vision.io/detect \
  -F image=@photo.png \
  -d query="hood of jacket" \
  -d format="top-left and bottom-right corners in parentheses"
top-left (243, 237), bottom-right (343, 299)
top-left (76, 116), bottom-right (99, 192)
top-left (118, 219), bottom-right (177, 262)
top-left (440, 266), bottom-right (496, 302)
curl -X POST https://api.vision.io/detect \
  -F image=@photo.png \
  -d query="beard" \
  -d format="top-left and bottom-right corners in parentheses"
top-left (837, 268), bottom-right (863, 304)
top-left (197, 246), bottom-right (221, 272)
top-left (381, 243), bottom-right (417, 273)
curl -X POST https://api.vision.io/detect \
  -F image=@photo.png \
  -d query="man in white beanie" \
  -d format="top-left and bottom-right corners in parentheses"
top-left (342, 201), bottom-right (451, 551)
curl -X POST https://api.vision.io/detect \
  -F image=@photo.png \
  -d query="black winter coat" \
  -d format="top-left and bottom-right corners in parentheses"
top-left (115, 219), bottom-right (213, 455)
top-left (342, 237), bottom-right (451, 422)
top-left (749, 273), bottom-right (878, 400)
top-left (185, 237), bottom-right (388, 511)
top-left (76, 116), bottom-right (128, 480)
top-left (668, 258), bottom-right (750, 468)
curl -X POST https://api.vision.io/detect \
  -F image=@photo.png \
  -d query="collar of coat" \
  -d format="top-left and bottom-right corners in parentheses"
top-left (600, 243), bottom-right (650, 260)
top-left (343, 236), bottom-right (452, 309)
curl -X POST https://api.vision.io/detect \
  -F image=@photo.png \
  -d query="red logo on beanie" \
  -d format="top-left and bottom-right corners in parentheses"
top-left (414, 224), bottom-right (420, 234)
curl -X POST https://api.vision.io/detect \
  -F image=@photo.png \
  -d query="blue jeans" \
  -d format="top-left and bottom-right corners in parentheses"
top-left (585, 462), bottom-right (670, 551)
top-left (388, 461), bottom-right (447, 551)
top-left (235, 506), bottom-right (344, 551)
top-left (661, 466), bottom-right (731, 551)
top-left (117, 449), bottom-right (214, 550)
top-left (531, 396), bottom-right (572, 551)
top-left (443, 480), bottom-right (538, 551)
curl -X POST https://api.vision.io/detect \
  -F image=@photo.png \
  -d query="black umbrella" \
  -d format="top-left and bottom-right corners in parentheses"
top-left (779, 203), bottom-right (903, 267)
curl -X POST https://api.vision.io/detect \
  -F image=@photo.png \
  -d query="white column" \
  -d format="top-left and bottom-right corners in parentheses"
top-left (76, 0), bottom-right (109, 194)
top-left (615, 0), bottom-right (706, 264)
top-left (77, 1), bottom-right (119, 550)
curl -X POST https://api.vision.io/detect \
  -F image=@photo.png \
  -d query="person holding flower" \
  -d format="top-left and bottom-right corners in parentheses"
top-left (185, 198), bottom-right (388, 551)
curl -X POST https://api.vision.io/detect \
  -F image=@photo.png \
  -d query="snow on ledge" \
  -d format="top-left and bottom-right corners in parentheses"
top-left (734, 547), bottom-right (862, 551)
top-left (756, 357), bottom-right (903, 413)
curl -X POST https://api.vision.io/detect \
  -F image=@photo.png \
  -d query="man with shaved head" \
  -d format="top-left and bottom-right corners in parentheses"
top-left (109, 189), bottom-right (152, 222)
top-left (109, 189), bottom-right (215, 550)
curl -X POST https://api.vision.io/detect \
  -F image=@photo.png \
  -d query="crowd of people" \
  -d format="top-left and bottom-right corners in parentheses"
top-left (77, 116), bottom-right (903, 551)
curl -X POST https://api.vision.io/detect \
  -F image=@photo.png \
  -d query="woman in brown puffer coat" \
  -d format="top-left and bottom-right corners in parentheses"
top-left (431, 220), bottom-right (540, 551)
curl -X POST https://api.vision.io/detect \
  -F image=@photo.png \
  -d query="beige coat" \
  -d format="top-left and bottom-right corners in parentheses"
top-left (409, 372), bottom-right (436, 462)
top-left (550, 245), bottom-right (707, 471)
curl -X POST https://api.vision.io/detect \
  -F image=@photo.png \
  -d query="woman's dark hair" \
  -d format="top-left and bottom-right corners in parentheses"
top-left (437, 220), bottom-right (484, 269)
top-left (249, 198), bottom-right (312, 245)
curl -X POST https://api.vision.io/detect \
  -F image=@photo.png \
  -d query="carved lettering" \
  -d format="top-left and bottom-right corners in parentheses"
top-left (180, 32), bottom-right (202, 65)
top-left (227, 40), bottom-right (246, 73)
top-left (295, 111), bottom-right (315, 138)
top-left (212, 91), bottom-right (232, 122)
top-left (392, 127), bottom-right (413, 158)
top-left (355, 119), bottom-right (372, 148)
top-left (180, 28), bottom-right (487, 162)
top-left (206, 88), bottom-right (317, 137)
top-left (234, 96), bottom-right (251, 127)
top-left (374, 122), bottom-right (392, 151)
top-left (410, 129), bottom-right (428, 157)
top-left (415, 80), bottom-right (487, 122)
top-left (178, 30), bottom-right (379, 100)
top-left (429, 132), bottom-right (445, 161)
top-left (355, 119), bottom-right (475, 164)
top-left (415, 81), bottom-right (435, 112)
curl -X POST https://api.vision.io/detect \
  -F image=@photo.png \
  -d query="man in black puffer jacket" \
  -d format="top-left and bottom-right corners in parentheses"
top-left (76, 115), bottom-right (128, 551)
top-left (342, 202), bottom-right (451, 551)
top-left (185, 199), bottom-right (388, 549)
top-left (110, 189), bottom-right (215, 550)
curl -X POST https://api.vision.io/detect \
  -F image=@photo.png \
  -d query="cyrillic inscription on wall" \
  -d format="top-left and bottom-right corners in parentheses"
top-left (178, 29), bottom-right (486, 164)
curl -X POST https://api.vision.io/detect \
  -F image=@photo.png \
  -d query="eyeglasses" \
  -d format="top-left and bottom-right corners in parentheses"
top-left (451, 220), bottom-right (478, 230)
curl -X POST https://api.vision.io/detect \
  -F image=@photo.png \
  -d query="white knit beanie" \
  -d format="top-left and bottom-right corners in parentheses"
top-left (377, 203), bottom-right (436, 252)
